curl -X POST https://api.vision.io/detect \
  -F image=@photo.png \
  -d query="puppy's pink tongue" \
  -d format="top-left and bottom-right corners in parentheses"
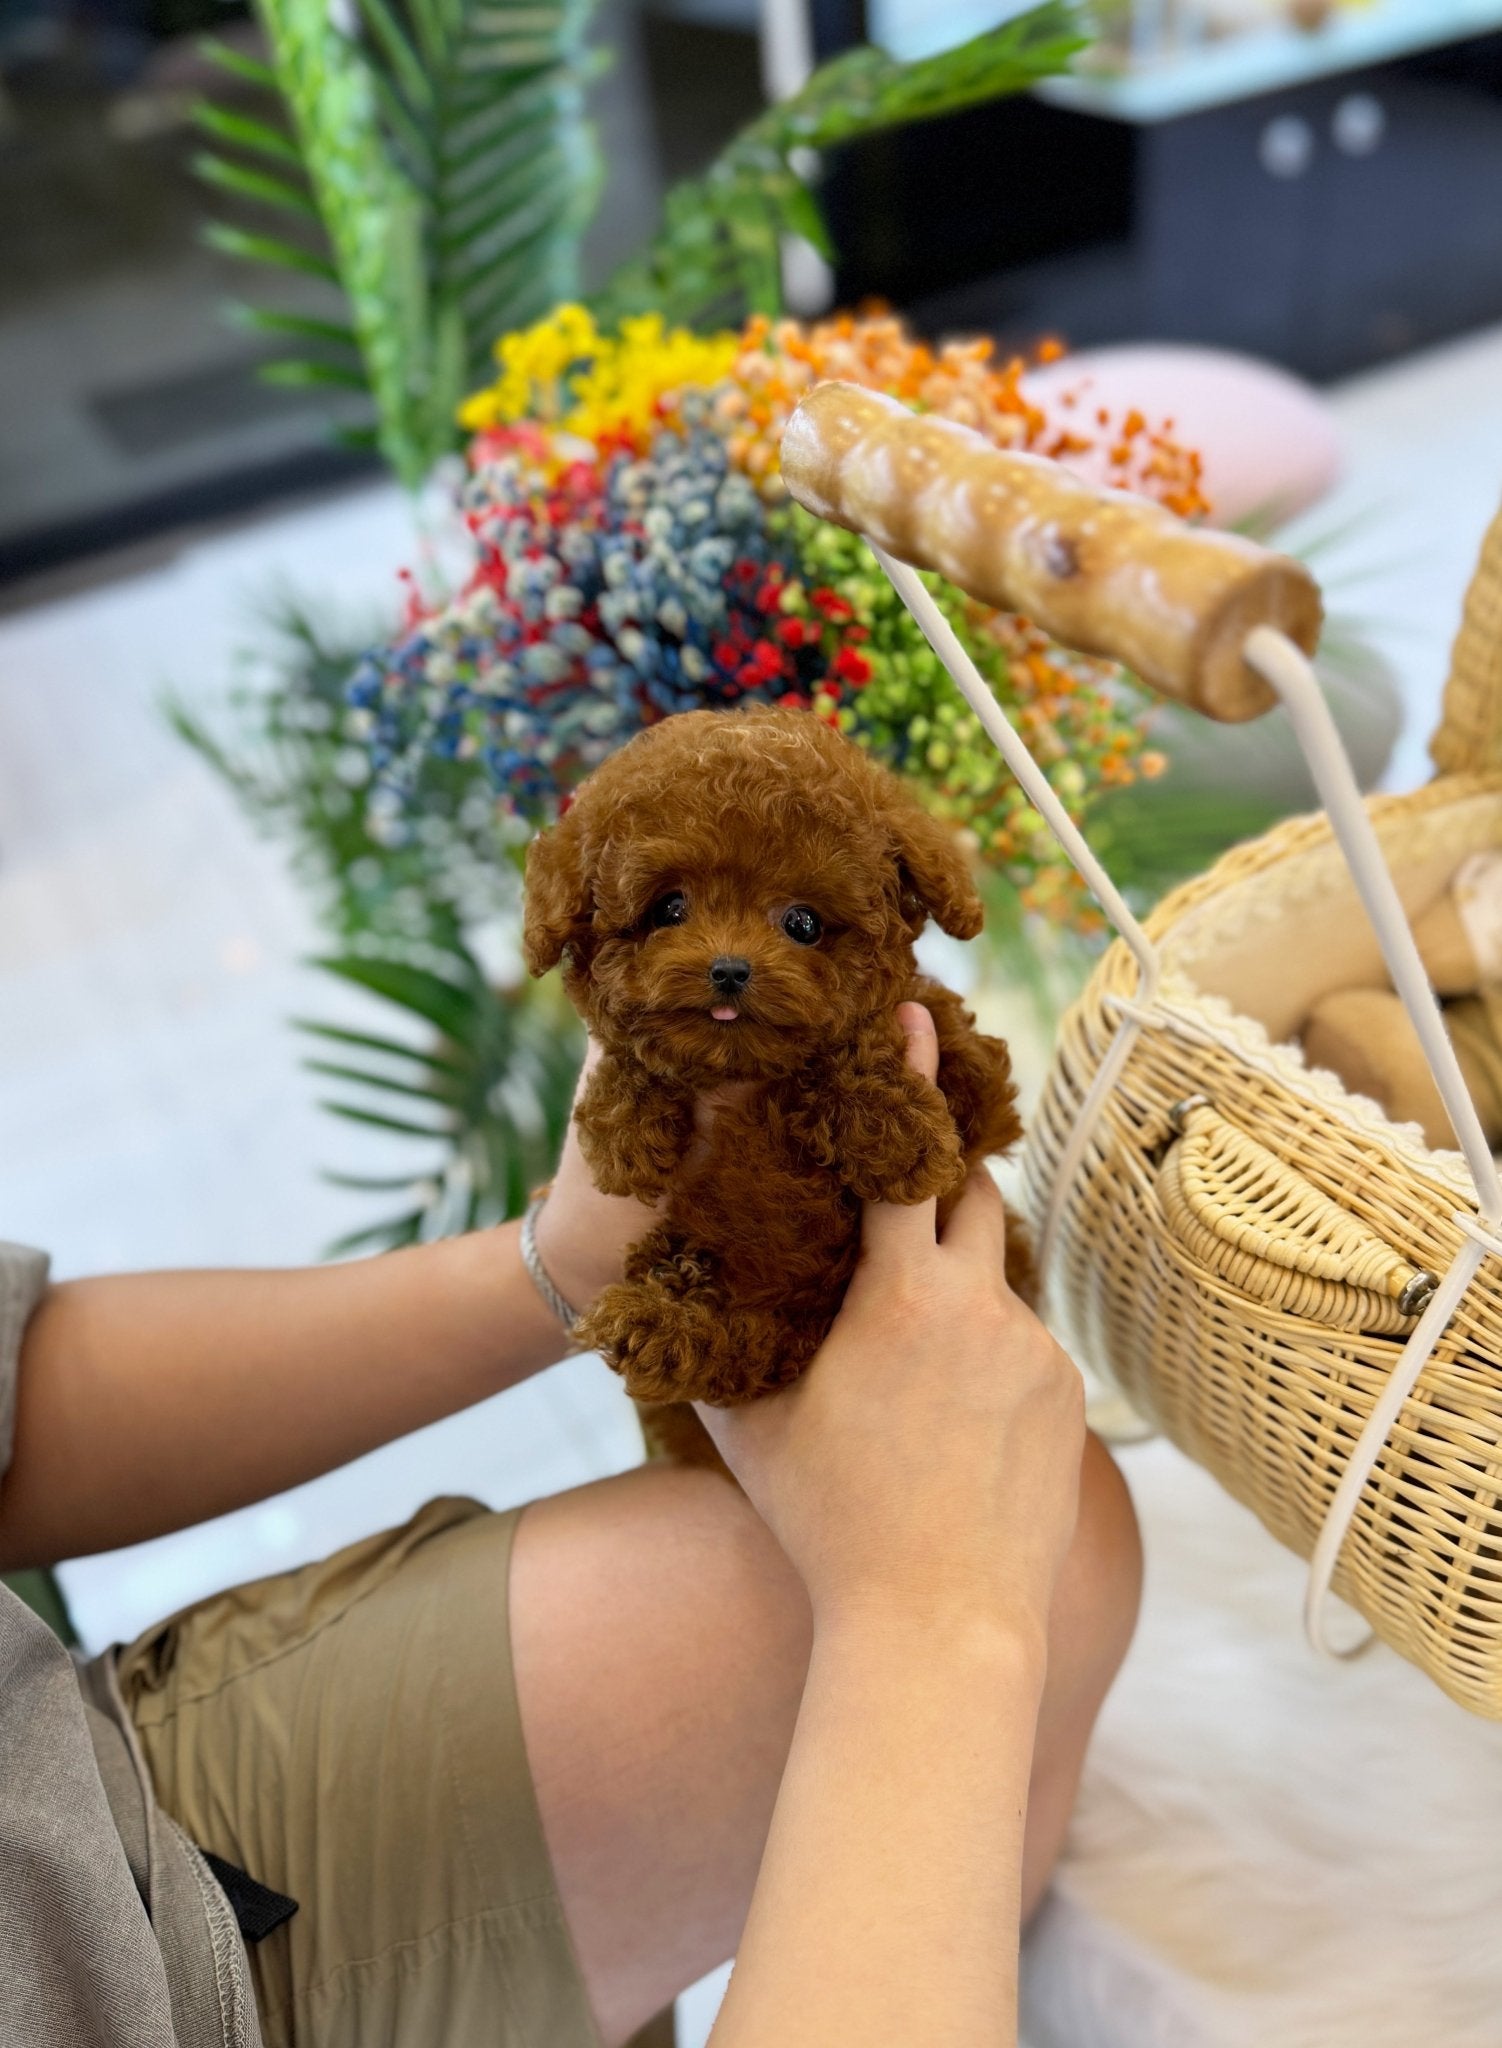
top-left (711, 1005), bottom-right (739, 1022)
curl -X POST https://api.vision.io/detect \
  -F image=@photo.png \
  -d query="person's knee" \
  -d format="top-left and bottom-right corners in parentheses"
top-left (1060, 1432), bottom-right (1143, 1698)
top-left (1029, 1433), bottom-right (1142, 1785)
top-left (618, 1461), bottom-right (813, 1677)
top-left (659, 1465), bottom-right (814, 1760)
top-left (515, 1461), bottom-right (812, 1778)
top-left (1036, 1430), bottom-right (1141, 1758)
top-left (1019, 1435), bottom-right (1141, 1916)
top-left (512, 1462), bottom-right (814, 2043)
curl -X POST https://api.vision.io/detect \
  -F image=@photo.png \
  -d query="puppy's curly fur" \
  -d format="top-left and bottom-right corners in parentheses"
top-left (524, 707), bottom-right (1028, 1461)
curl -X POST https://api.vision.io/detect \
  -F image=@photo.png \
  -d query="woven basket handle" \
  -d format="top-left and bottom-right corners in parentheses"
top-left (780, 380), bottom-right (1325, 723)
top-left (1430, 496), bottom-right (1502, 777)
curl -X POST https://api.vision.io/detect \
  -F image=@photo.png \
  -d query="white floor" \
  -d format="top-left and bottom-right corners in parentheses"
top-left (5, 321), bottom-right (1502, 2045)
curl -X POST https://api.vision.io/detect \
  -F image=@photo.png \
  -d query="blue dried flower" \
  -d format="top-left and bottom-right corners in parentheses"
top-left (346, 427), bottom-right (821, 831)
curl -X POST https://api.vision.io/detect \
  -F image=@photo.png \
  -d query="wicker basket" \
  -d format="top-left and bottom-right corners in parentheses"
top-left (1022, 503), bottom-right (1502, 1718)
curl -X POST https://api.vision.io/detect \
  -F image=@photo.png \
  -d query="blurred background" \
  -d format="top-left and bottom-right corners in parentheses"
top-left (6, 3), bottom-right (1502, 2043)
top-left (7, 0), bottom-right (1502, 573)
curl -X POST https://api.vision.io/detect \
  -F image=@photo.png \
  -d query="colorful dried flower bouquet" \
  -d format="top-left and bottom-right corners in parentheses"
top-left (347, 307), bottom-right (1209, 927)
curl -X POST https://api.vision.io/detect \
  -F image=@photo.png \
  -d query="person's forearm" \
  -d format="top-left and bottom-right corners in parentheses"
top-left (710, 1603), bottom-right (1048, 2048)
top-left (0, 1223), bottom-right (569, 1569)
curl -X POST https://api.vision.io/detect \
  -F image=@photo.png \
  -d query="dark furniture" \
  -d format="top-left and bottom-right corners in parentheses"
top-left (823, 20), bottom-right (1502, 383)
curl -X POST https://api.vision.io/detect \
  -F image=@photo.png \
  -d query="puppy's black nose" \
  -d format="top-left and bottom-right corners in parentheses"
top-left (709, 955), bottom-right (752, 994)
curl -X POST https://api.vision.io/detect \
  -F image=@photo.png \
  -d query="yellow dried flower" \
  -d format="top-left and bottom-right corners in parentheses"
top-left (458, 306), bottom-right (739, 446)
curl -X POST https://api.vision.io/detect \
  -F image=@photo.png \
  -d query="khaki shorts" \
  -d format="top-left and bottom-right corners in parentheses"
top-left (117, 1497), bottom-right (669, 2048)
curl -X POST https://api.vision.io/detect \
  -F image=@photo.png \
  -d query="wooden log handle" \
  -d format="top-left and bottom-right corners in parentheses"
top-left (780, 380), bottom-right (1324, 723)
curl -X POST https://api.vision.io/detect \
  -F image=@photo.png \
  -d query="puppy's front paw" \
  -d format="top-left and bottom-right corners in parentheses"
top-left (580, 1281), bottom-right (722, 1404)
top-left (580, 1248), bottom-right (792, 1406)
top-left (574, 1057), bottom-right (693, 1199)
top-left (785, 1040), bottom-right (965, 1206)
top-left (837, 1071), bottom-right (964, 1206)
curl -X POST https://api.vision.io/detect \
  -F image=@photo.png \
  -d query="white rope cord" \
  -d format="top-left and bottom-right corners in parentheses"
top-left (1242, 628), bottom-right (1502, 1653)
top-left (870, 549), bottom-right (1161, 1285)
top-left (1303, 1241), bottom-right (1486, 1657)
top-left (874, 551), bottom-right (1502, 1664)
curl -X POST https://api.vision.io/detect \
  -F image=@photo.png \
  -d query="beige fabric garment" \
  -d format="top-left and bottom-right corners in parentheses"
top-left (0, 1238), bottom-right (261, 2048)
top-left (118, 1496), bottom-right (609, 2048)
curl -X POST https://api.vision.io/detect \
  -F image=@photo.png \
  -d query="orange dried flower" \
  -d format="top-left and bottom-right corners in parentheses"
top-left (722, 313), bottom-right (1209, 524)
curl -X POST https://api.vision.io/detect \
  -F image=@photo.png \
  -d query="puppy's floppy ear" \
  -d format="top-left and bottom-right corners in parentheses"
top-left (522, 805), bottom-right (594, 974)
top-left (881, 780), bottom-right (984, 940)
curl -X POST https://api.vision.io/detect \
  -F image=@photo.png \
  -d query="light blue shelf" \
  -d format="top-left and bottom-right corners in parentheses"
top-left (871, 1), bottom-right (1502, 121)
top-left (1044, 2), bottom-right (1502, 125)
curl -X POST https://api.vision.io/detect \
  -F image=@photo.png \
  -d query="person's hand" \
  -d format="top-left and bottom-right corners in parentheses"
top-left (531, 1043), bottom-right (753, 1313)
top-left (697, 1002), bottom-right (1086, 1643)
top-left (529, 1041), bottom-right (651, 1313)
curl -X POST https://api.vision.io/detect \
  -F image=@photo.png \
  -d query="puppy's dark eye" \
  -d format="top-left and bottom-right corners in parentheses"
top-left (781, 905), bottom-right (822, 946)
top-left (649, 891), bottom-right (688, 929)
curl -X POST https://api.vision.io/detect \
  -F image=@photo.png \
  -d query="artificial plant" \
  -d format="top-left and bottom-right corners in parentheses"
top-left (589, 7), bottom-right (1087, 332)
top-left (172, 582), bottom-right (1288, 1254)
top-left (182, 0), bottom-right (1371, 1260)
top-left (172, 292), bottom-right (1298, 1256)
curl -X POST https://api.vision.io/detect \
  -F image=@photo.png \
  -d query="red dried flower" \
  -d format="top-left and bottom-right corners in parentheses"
top-left (831, 646), bottom-right (873, 687)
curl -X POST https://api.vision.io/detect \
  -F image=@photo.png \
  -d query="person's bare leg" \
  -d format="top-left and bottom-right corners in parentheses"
top-left (1020, 1433), bottom-right (1143, 1918)
top-left (510, 1432), bottom-right (1140, 2048)
top-left (511, 1462), bottom-right (810, 2046)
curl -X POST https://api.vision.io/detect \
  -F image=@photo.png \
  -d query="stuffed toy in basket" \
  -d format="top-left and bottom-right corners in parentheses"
top-left (781, 380), bottom-right (1502, 1721)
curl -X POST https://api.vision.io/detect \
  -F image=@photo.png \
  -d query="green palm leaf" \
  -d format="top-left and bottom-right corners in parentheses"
top-left (326, 1213), bottom-right (429, 1255)
top-left (303, 942), bottom-right (584, 1254)
top-left (192, 100), bottom-right (306, 167)
top-left (195, 152), bottom-right (323, 220)
top-left (225, 304), bottom-right (362, 354)
top-left (199, 35), bottom-right (280, 89)
top-left (304, 1056), bottom-right (466, 1103)
top-left (593, 2), bottom-right (1086, 332)
top-left (312, 953), bottom-right (485, 1039)
top-left (202, 221), bottom-right (340, 284)
top-left (295, 1018), bottom-right (469, 1076)
top-left (322, 1101), bottom-right (452, 1137)
top-left (196, 0), bottom-right (601, 482)
top-left (197, 0), bottom-right (1086, 485)
top-left (195, 37), bottom-right (378, 415)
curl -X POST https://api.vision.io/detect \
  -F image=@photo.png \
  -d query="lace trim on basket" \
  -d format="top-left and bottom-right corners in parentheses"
top-left (1122, 973), bottom-right (1479, 1199)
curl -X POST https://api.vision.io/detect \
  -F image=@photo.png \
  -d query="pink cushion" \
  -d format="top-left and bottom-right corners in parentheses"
top-left (1022, 343), bottom-right (1343, 527)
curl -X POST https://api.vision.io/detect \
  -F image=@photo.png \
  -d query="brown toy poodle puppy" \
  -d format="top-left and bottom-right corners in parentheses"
top-left (524, 706), bottom-right (1026, 1458)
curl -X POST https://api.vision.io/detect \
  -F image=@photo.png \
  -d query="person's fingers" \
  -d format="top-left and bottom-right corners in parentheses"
top-left (692, 1403), bottom-right (761, 1512)
top-left (895, 1000), bottom-right (940, 1085)
top-left (556, 1039), bottom-right (601, 1157)
top-left (694, 1398), bottom-right (752, 1457)
top-left (937, 1165), bottom-right (1010, 1274)
top-left (858, 1004), bottom-right (942, 1261)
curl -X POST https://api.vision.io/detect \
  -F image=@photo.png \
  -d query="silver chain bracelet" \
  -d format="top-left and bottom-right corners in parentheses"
top-left (519, 1195), bottom-right (581, 1335)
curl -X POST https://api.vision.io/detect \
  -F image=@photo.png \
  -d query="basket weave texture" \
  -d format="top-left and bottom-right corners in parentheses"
top-left (1025, 502), bottom-right (1502, 1718)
